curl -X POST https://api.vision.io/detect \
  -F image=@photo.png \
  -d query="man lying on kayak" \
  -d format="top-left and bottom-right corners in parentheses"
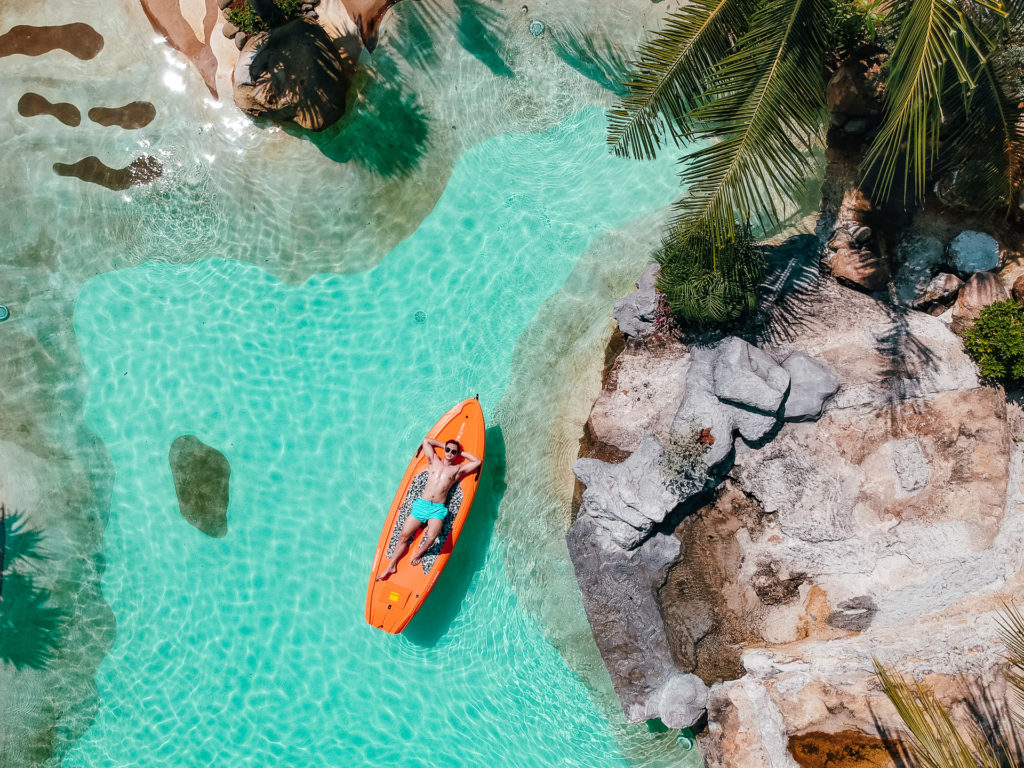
top-left (377, 437), bottom-right (482, 580)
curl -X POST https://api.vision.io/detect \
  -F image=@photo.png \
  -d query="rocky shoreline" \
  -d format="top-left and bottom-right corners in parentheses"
top-left (570, 231), bottom-right (1024, 764)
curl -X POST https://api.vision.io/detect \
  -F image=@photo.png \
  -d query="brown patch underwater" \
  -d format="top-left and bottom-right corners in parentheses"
top-left (88, 102), bottom-right (156, 129)
top-left (52, 156), bottom-right (163, 190)
top-left (17, 93), bottom-right (81, 126)
top-left (0, 23), bottom-right (103, 59)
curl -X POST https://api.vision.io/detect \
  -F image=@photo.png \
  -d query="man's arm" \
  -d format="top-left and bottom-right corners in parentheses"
top-left (422, 437), bottom-right (442, 463)
top-left (457, 451), bottom-right (482, 477)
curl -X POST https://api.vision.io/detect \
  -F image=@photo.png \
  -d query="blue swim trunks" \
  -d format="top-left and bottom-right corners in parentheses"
top-left (411, 498), bottom-right (448, 523)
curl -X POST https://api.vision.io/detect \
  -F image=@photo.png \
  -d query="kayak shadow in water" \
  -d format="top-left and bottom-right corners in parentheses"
top-left (403, 424), bottom-right (505, 646)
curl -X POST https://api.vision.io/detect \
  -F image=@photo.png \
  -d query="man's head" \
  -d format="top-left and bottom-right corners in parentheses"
top-left (444, 439), bottom-right (461, 460)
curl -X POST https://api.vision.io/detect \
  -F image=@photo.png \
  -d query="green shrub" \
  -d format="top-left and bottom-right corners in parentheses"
top-left (274, 0), bottom-right (304, 16)
top-left (226, 0), bottom-right (302, 34)
top-left (656, 226), bottom-right (764, 325)
top-left (226, 2), bottom-right (266, 34)
top-left (963, 300), bottom-right (1024, 383)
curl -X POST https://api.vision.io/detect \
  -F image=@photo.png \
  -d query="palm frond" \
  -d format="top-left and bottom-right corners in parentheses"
top-left (938, 8), bottom-right (1024, 215)
top-left (861, 0), bottom-right (992, 203)
top-left (606, 0), bottom-right (753, 159)
top-left (669, 0), bottom-right (830, 248)
top-left (874, 659), bottom-right (1008, 768)
top-left (996, 601), bottom-right (1024, 723)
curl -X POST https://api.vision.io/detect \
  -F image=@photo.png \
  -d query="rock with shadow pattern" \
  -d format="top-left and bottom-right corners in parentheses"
top-left (234, 19), bottom-right (353, 131)
top-left (169, 435), bottom-right (230, 538)
top-left (566, 519), bottom-right (709, 729)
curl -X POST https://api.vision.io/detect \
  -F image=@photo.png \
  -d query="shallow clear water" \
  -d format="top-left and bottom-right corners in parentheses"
top-left (67, 108), bottom-right (698, 766)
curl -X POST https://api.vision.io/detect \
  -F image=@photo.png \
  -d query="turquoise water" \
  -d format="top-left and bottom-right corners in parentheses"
top-left (67, 108), bottom-right (695, 766)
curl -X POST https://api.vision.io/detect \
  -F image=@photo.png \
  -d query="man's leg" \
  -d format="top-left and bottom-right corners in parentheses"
top-left (378, 515), bottom-right (423, 580)
top-left (410, 518), bottom-right (444, 566)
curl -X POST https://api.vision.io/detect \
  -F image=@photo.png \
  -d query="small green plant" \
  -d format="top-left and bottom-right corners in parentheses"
top-left (274, 0), bottom-right (304, 16)
top-left (663, 424), bottom-right (712, 491)
top-left (227, 0), bottom-right (302, 35)
top-left (656, 226), bottom-right (764, 325)
top-left (227, 2), bottom-right (267, 34)
top-left (963, 300), bottom-right (1024, 384)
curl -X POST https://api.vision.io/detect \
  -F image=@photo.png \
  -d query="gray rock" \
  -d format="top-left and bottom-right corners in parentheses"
top-left (889, 438), bottom-right (929, 495)
top-left (573, 434), bottom-right (688, 549)
top-left (222, 21), bottom-right (239, 38)
top-left (852, 225), bottom-right (872, 244)
top-left (613, 264), bottom-right (659, 338)
top-left (825, 595), bottom-right (877, 632)
top-left (949, 231), bottom-right (1001, 275)
top-left (234, 31), bottom-right (248, 50)
top-left (654, 673), bottom-right (710, 730)
top-left (674, 346), bottom-right (779, 467)
top-left (893, 235), bottom-right (945, 306)
top-left (914, 272), bottom-right (963, 310)
top-left (168, 435), bottom-right (230, 538)
top-left (566, 516), bottom-right (707, 730)
top-left (713, 337), bottom-right (790, 414)
top-left (780, 352), bottom-right (839, 421)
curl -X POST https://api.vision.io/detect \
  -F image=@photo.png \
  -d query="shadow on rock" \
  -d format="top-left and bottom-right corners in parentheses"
top-left (403, 425), bottom-right (505, 647)
top-left (307, 51), bottom-right (429, 178)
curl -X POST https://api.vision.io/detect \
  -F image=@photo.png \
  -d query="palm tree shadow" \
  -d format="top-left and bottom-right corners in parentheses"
top-left (0, 506), bottom-right (65, 671)
top-left (732, 234), bottom-right (824, 346)
top-left (548, 27), bottom-right (629, 96)
top-left (403, 425), bottom-right (506, 646)
top-left (389, 0), bottom-right (513, 79)
top-left (305, 50), bottom-right (430, 178)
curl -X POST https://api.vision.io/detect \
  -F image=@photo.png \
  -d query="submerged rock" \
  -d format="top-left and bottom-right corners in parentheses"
top-left (613, 264), bottom-right (659, 338)
top-left (169, 435), bottom-right (230, 538)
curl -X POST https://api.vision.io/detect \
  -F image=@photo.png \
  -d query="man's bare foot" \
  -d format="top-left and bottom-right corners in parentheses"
top-left (411, 545), bottom-right (429, 566)
top-left (377, 564), bottom-right (397, 581)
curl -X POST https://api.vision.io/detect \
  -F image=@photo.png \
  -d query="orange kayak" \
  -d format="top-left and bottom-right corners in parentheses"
top-left (365, 397), bottom-right (486, 633)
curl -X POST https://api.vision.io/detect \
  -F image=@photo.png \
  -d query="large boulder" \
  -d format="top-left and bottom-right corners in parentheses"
top-left (566, 517), bottom-right (709, 729)
top-left (573, 434), bottom-right (695, 549)
top-left (233, 20), bottom-right (352, 131)
top-left (949, 230), bottom-right (1001, 275)
top-left (613, 264), bottom-right (660, 338)
top-left (584, 274), bottom-right (1021, 764)
top-left (674, 346), bottom-right (778, 467)
top-left (951, 271), bottom-right (1009, 334)
top-left (168, 435), bottom-right (230, 537)
top-left (779, 352), bottom-right (839, 421)
top-left (830, 247), bottom-right (890, 292)
top-left (712, 337), bottom-right (790, 414)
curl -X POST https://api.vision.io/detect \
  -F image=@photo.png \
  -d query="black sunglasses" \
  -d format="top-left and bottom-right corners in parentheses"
top-left (444, 446), bottom-right (458, 454)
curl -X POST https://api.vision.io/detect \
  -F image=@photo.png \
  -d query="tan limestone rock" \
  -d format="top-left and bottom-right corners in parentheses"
top-left (951, 271), bottom-right (1009, 333)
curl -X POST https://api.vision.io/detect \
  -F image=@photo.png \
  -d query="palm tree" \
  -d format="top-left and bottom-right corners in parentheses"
top-left (874, 604), bottom-right (1024, 767)
top-left (608, 0), bottom-right (1024, 322)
